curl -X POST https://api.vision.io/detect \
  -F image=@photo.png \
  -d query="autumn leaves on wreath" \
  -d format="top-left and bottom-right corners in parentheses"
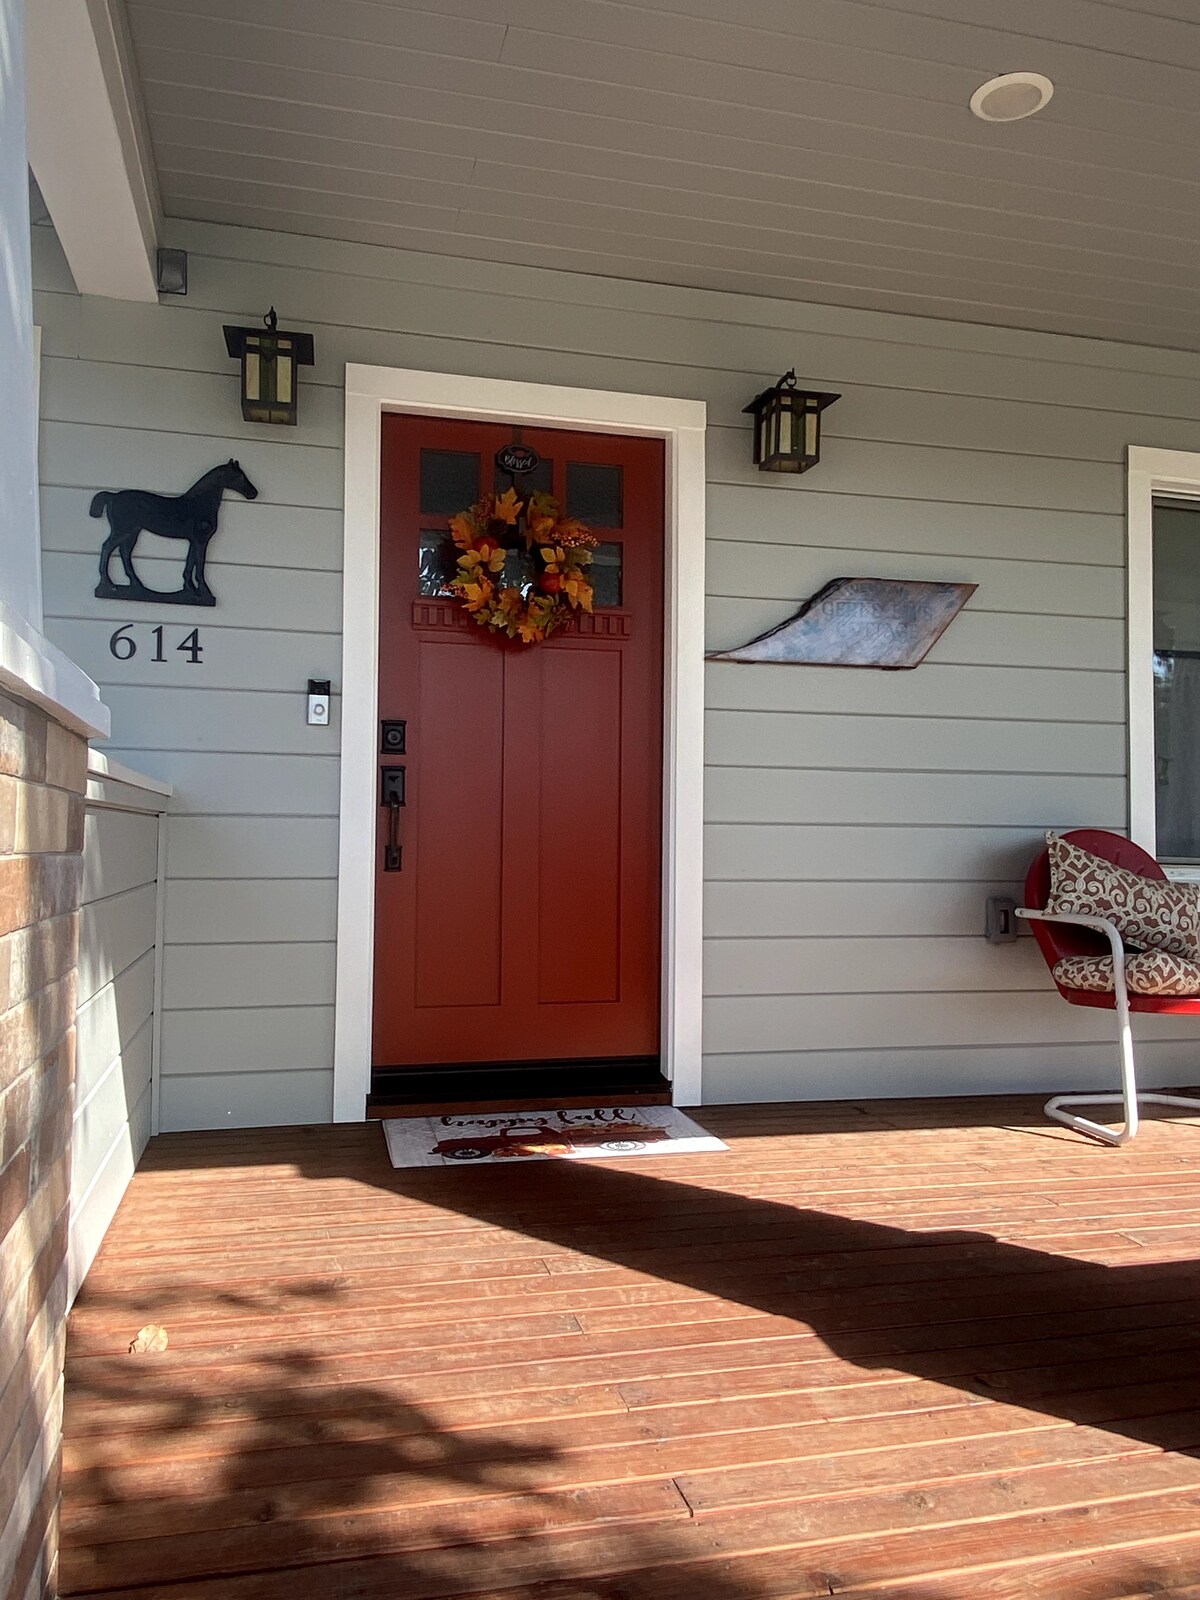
top-left (448, 486), bottom-right (597, 644)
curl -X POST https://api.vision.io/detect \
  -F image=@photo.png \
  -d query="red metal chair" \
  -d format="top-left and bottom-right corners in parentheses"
top-left (1019, 828), bottom-right (1200, 1145)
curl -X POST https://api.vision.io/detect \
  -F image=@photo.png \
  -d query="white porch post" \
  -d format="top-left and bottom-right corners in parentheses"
top-left (0, 0), bottom-right (107, 732)
top-left (24, 0), bottom-right (160, 303)
top-left (0, 0), bottom-right (43, 627)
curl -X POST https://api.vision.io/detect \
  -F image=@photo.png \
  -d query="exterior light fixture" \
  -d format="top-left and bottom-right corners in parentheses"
top-left (969, 72), bottom-right (1054, 122)
top-left (222, 307), bottom-right (314, 425)
top-left (743, 371), bottom-right (840, 474)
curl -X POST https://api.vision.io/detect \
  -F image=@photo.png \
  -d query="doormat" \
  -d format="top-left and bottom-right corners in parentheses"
top-left (383, 1105), bottom-right (727, 1169)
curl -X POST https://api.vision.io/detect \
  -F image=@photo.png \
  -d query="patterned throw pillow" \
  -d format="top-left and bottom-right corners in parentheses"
top-left (1053, 950), bottom-right (1200, 997)
top-left (1045, 831), bottom-right (1200, 962)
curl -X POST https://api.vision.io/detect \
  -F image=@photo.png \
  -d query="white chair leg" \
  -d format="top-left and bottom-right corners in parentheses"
top-left (1044, 985), bottom-right (1200, 1144)
top-left (1015, 907), bottom-right (1200, 1145)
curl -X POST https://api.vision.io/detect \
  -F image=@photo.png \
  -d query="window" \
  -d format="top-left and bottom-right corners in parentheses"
top-left (566, 461), bottom-right (623, 527)
top-left (1151, 501), bottom-right (1200, 859)
top-left (495, 456), bottom-right (553, 496)
top-left (1128, 448), bottom-right (1200, 868)
top-left (590, 542), bottom-right (623, 608)
top-left (419, 449), bottom-right (480, 514)
top-left (417, 532), bottom-right (457, 596)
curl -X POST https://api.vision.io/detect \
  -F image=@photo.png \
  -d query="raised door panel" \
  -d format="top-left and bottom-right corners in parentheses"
top-left (535, 646), bottom-right (623, 1007)
top-left (412, 637), bottom-right (504, 1011)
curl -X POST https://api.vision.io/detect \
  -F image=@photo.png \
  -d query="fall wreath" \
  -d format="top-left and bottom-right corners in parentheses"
top-left (447, 486), bottom-right (597, 644)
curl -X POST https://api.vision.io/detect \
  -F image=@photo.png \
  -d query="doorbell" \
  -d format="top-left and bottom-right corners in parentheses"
top-left (307, 679), bottom-right (331, 726)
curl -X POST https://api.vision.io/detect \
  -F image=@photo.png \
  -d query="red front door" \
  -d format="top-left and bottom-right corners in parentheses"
top-left (372, 414), bottom-right (664, 1071)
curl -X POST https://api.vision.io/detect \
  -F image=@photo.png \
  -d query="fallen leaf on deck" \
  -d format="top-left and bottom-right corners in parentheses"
top-left (128, 1324), bottom-right (168, 1354)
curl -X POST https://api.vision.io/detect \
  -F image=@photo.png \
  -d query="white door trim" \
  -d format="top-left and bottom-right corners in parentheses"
top-left (1127, 445), bottom-right (1200, 857)
top-left (333, 364), bottom-right (707, 1121)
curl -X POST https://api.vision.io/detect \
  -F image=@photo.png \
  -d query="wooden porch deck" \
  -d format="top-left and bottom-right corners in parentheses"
top-left (61, 1097), bottom-right (1200, 1600)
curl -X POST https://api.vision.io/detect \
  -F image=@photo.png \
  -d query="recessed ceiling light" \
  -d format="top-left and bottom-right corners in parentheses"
top-left (970, 72), bottom-right (1054, 122)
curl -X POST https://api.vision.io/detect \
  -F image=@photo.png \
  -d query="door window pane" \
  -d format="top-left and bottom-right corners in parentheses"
top-left (421, 535), bottom-right (544, 598)
top-left (418, 533), bottom-right (458, 596)
top-left (1152, 500), bottom-right (1200, 858)
top-left (494, 456), bottom-right (554, 496)
top-left (567, 461), bottom-right (623, 527)
top-left (590, 542), bottom-right (623, 608)
top-left (499, 546), bottom-right (537, 596)
top-left (420, 449), bottom-right (480, 515)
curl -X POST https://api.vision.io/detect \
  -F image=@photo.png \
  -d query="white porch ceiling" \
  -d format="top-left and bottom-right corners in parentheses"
top-left (124, 0), bottom-right (1200, 349)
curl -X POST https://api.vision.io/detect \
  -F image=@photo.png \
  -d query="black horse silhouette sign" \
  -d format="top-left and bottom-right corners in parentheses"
top-left (92, 460), bottom-right (258, 606)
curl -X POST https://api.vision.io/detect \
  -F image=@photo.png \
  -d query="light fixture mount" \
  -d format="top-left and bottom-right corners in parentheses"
top-left (969, 71), bottom-right (1054, 123)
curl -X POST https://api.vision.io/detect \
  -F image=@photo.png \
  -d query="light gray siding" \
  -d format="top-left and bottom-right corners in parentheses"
top-left (33, 214), bottom-right (1200, 1126)
top-left (69, 772), bottom-right (164, 1299)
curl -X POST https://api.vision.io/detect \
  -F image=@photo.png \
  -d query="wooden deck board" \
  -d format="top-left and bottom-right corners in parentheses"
top-left (61, 1097), bottom-right (1200, 1598)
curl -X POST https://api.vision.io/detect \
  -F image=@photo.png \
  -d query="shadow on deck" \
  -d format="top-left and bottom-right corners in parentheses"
top-left (60, 1095), bottom-right (1200, 1599)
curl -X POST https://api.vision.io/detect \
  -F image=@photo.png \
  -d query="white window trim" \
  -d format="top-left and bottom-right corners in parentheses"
top-left (333, 364), bottom-right (707, 1122)
top-left (1127, 445), bottom-right (1200, 865)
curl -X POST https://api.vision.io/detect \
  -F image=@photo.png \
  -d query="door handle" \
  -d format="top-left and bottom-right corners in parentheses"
top-left (386, 797), bottom-right (402, 872)
top-left (380, 765), bottom-right (405, 871)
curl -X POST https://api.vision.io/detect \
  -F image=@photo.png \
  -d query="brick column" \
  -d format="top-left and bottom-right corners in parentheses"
top-left (0, 688), bottom-right (87, 1600)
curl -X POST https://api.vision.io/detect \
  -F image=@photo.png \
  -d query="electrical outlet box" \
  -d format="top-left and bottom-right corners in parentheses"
top-left (985, 895), bottom-right (1019, 944)
top-left (307, 679), bottom-right (331, 726)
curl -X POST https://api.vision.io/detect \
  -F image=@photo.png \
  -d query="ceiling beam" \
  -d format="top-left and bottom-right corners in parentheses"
top-left (25, 0), bottom-right (160, 302)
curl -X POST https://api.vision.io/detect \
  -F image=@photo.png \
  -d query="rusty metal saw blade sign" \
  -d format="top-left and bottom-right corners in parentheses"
top-left (708, 576), bottom-right (977, 670)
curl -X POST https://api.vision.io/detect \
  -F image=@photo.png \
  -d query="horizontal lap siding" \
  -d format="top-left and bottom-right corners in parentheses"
top-left (69, 803), bottom-right (159, 1298)
top-left (32, 216), bottom-right (1200, 1119)
top-left (38, 223), bottom-right (342, 1130)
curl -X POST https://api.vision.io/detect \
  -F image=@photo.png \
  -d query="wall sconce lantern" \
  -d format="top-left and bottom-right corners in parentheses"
top-left (222, 307), bottom-right (314, 425)
top-left (743, 370), bottom-right (840, 474)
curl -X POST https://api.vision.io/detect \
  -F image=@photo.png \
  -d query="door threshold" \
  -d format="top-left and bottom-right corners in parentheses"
top-left (367, 1057), bottom-right (671, 1119)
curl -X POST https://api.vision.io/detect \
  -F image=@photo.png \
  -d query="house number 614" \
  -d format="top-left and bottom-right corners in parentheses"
top-left (109, 624), bottom-right (204, 664)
